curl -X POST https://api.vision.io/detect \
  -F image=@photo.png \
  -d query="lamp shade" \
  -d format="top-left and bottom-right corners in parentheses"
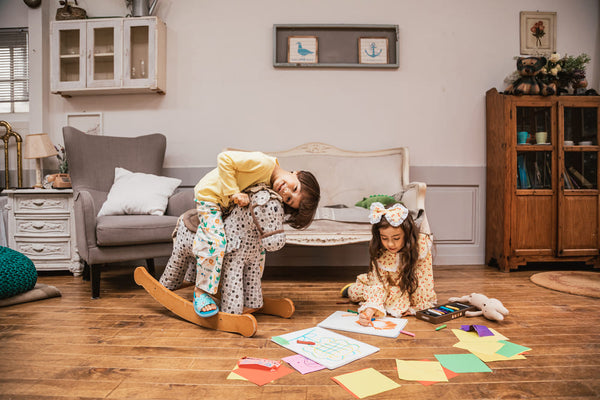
top-left (23, 133), bottom-right (58, 159)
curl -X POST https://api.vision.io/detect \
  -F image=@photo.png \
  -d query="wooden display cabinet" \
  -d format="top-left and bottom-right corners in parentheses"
top-left (50, 17), bottom-right (166, 96)
top-left (486, 88), bottom-right (599, 271)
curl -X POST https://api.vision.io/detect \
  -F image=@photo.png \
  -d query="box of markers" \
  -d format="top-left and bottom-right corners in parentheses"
top-left (415, 302), bottom-right (478, 324)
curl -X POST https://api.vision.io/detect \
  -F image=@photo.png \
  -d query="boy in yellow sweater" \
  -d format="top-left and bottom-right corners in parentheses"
top-left (192, 151), bottom-right (320, 317)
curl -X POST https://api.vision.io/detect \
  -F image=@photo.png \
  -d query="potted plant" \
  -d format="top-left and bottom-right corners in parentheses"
top-left (540, 53), bottom-right (592, 95)
top-left (49, 145), bottom-right (72, 188)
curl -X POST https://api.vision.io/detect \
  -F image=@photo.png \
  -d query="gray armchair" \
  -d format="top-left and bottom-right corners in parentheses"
top-left (63, 127), bottom-right (194, 298)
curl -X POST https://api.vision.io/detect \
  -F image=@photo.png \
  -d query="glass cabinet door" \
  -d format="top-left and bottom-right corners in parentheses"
top-left (51, 20), bottom-right (86, 91)
top-left (86, 20), bottom-right (122, 88)
top-left (562, 106), bottom-right (598, 190)
top-left (558, 103), bottom-right (599, 254)
top-left (512, 104), bottom-right (556, 255)
top-left (515, 106), bottom-right (553, 190)
top-left (123, 18), bottom-right (156, 88)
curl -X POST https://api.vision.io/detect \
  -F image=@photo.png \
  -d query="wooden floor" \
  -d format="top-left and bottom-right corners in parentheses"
top-left (1, 263), bottom-right (599, 400)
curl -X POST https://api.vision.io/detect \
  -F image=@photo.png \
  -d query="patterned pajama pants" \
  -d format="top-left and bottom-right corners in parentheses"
top-left (192, 201), bottom-right (227, 295)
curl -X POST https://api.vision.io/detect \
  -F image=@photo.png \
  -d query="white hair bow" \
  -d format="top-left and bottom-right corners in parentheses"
top-left (369, 202), bottom-right (409, 227)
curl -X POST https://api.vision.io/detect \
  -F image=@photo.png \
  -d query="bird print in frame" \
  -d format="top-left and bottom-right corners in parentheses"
top-left (288, 36), bottom-right (318, 63)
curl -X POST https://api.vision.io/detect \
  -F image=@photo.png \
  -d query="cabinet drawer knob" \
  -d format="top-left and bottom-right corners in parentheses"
top-left (32, 222), bottom-right (45, 230)
top-left (33, 200), bottom-right (45, 207)
top-left (32, 244), bottom-right (45, 252)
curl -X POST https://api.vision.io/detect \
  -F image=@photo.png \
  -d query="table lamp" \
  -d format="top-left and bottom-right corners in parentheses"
top-left (23, 133), bottom-right (57, 188)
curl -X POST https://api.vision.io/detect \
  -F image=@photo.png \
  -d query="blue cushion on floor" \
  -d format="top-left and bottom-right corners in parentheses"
top-left (0, 246), bottom-right (37, 299)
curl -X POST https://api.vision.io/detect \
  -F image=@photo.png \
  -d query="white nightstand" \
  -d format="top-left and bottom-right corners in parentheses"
top-left (3, 188), bottom-right (81, 275)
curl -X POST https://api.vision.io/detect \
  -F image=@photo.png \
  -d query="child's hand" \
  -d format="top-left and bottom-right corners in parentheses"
top-left (231, 192), bottom-right (249, 207)
top-left (358, 308), bottom-right (376, 326)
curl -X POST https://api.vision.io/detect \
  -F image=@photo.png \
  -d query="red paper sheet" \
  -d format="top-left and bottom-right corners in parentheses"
top-left (233, 364), bottom-right (294, 386)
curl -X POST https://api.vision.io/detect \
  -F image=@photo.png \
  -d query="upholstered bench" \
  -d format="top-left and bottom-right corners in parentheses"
top-left (266, 142), bottom-right (429, 246)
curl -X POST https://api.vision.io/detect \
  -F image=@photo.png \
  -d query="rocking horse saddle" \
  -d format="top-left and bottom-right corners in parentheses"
top-left (181, 209), bottom-right (200, 233)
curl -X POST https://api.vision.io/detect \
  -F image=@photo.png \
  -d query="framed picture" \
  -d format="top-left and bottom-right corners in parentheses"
top-left (359, 37), bottom-right (389, 64)
top-left (520, 11), bottom-right (556, 55)
top-left (287, 36), bottom-right (318, 63)
top-left (65, 112), bottom-right (103, 135)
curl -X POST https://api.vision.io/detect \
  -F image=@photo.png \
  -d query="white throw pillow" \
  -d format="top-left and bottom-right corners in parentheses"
top-left (97, 167), bottom-right (182, 217)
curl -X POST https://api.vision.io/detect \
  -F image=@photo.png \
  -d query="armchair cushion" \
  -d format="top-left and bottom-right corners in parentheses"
top-left (96, 214), bottom-right (179, 246)
top-left (97, 167), bottom-right (181, 217)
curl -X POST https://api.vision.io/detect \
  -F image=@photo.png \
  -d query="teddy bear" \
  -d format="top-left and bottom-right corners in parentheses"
top-left (505, 56), bottom-right (555, 96)
top-left (447, 293), bottom-right (509, 322)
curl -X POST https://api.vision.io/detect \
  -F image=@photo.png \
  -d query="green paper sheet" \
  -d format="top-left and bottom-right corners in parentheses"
top-left (434, 353), bottom-right (492, 373)
top-left (496, 340), bottom-right (532, 357)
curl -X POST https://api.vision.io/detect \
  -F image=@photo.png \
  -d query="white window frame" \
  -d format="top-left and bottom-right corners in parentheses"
top-left (0, 27), bottom-right (29, 114)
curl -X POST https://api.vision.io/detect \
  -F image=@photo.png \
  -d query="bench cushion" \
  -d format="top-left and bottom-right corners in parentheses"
top-left (284, 219), bottom-right (371, 246)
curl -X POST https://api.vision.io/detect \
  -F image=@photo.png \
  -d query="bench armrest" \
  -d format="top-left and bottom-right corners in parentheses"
top-left (397, 181), bottom-right (430, 235)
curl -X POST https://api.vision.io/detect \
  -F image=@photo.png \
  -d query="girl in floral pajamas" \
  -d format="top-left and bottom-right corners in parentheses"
top-left (341, 202), bottom-right (436, 326)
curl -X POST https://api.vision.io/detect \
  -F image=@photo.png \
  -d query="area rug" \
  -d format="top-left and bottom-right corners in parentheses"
top-left (530, 271), bottom-right (600, 298)
top-left (0, 283), bottom-right (61, 307)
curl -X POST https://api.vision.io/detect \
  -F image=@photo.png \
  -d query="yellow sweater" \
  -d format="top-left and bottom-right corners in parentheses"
top-left (194, 151), bottom-right (278, 208)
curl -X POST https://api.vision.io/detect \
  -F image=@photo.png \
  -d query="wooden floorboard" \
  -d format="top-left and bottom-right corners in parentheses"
top-left (1, 263), bottom-right (599, 399)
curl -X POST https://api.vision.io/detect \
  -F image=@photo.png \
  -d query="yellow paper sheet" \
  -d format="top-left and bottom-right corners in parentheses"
top-left (395, 360), bottom-right (448, 382)
top-left (451, 328), bottom-right (509, 342)
top-left (470, 350), bottom-right (527, 362)
top-left (226, 365), bottom-right (248, 381)
top-left (332, 368), bottom-right (401, 399)
top-left (453, 340), bottom-right (504, 355)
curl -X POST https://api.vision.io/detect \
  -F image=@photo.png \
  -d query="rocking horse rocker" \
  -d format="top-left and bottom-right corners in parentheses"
top-left (134, 185), bottom-right (294, 337)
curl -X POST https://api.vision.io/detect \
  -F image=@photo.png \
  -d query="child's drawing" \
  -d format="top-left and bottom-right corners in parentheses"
top-left (271, 327), bottom-right (379, 370)
top-left (317, 311), bottom-right (408, 338)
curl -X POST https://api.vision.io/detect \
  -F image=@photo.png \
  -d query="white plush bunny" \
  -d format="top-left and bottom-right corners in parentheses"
top-left (448, 293), bottom-right (509, 322)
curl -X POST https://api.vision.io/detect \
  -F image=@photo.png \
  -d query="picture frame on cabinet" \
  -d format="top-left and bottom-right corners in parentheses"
top-left (65, 112), bottom-right (103, 135)
top-left (359, 37), bottom-right (388, 64)
top-left (287, 36), bottom-right (318, 63)
top-left (519, 11), bottom-right (556, 55)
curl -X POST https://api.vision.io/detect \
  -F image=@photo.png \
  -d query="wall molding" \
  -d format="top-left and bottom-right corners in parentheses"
top-left (0, 165), bottom-right (485, 266)
top-left (164, 165), bottom-right (486, 266)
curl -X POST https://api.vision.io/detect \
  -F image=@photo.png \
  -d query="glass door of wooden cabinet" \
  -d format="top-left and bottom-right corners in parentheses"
top-left (51, 20), bottom-right (86, 92)
top-left (123, 17), bottom-right (156, 88)
top-left (512, 104), bottom-right (556, 256)
top-left (557, 103), bottom-right (599, 256)
top-left (86, 20), bottom-right (122, 88)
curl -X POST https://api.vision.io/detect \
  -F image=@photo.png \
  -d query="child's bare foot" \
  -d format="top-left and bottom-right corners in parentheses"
top-left (193, 288), bottom-right (219, 317)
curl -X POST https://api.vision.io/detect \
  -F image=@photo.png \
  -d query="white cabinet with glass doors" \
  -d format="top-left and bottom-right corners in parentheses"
top-left (50, 17), bottom-right (165, 96)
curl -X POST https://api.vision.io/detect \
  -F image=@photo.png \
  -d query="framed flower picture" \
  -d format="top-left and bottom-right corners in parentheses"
top-left (287, 36), bottom-right (318, 63)
top-left (66, 112), bottom-right (103, 135)
top-left (520, 11), bottom-right (556, 55)
top-left (359, 37), bottom-right (388, 64)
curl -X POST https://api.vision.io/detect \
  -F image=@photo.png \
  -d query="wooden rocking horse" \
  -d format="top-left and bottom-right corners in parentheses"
top-left (135, 185), bottom-right (293, 337)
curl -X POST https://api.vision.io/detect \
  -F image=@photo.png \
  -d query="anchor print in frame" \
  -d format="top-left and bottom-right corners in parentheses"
top-left (288, 36), bottom-right (318, 64)
top-left (359, 37), bottom-right (388, 64)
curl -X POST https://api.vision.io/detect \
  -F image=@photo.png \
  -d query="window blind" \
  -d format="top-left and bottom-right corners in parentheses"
top-left (0, 28), bottom-right (29, 112)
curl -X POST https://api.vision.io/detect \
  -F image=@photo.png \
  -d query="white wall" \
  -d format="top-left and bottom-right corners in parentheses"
top-left (1, 0), bottom-right (599, 265)
top-left (39, 0), bottom-right (600, 168)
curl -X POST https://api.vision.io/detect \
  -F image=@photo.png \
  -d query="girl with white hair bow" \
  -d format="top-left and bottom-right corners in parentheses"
top-left (340, 202), bottom-right (436, 326)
